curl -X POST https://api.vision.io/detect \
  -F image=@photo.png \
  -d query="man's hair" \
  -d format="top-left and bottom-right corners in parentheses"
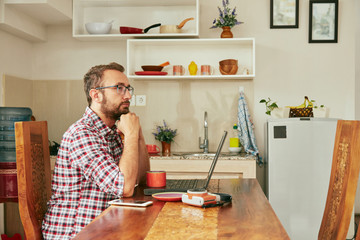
top-left (83, 62), bottom-right (125, 106)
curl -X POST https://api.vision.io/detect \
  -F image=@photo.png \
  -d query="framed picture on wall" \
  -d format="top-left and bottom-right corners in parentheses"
top-left (309, 0), bottom-right (338, 43)
top-left (270, 0), bottom-right (299, 28)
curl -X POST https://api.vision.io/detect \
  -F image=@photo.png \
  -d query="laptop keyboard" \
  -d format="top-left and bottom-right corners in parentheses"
top-left (166, 179), bottom-right (199, 189)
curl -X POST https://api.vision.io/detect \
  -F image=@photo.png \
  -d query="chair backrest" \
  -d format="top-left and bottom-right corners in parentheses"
top-left (318, 120), bottom-right (360, 240)
top-left (15, 121), bottom-right (51, 240)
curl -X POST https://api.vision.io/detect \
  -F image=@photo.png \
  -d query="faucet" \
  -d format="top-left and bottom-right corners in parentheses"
top-left (199, 111), bottom-right (209, 153)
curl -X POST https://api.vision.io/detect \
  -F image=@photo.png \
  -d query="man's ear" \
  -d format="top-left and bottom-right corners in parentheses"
top-left (89, 89), bottom-right (103, 103)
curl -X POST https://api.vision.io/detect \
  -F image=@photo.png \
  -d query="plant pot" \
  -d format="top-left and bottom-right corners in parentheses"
top-left (221, 26), bottom-right (233, 38)
top-left (313, 107), bottom-right (329, 118)
top-left (271, 107), bottom-right (290, 118)
top-left (161, 141), bottom-right (171, 156)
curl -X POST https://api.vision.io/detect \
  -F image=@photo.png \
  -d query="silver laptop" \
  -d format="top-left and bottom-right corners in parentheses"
top-left (144, 131), bottom-right (228, 195)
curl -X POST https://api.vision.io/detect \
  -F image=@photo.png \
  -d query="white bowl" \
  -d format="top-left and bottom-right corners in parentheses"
top-left (85, 22), bottom-right (112, 34)
top-left (228, 147), bottom-right (242, 153)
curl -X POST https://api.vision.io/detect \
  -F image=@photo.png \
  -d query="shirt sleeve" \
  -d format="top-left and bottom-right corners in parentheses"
top-left (68, 127), bottom-right (124, 197)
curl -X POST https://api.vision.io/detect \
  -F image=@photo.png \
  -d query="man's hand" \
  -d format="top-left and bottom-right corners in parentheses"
top-left (116, 113), bottom-right (140, 139)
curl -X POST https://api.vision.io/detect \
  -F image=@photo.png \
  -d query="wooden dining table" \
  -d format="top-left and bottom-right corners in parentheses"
top-left (73, 179), bottom-right (289, 240)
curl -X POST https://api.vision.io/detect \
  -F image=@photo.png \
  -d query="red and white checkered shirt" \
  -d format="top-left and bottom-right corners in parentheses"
top-left (42, 107), bottom-right (124, 239)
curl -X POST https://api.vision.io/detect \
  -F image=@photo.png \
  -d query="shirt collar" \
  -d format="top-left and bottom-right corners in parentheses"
top-left (85, 107), bottom-right (117, 137)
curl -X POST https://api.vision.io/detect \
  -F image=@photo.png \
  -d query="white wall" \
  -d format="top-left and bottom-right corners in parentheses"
top-left (0, 30), bottom-right (33, 106)
top-left (356, 0), bottom-right (360, 120)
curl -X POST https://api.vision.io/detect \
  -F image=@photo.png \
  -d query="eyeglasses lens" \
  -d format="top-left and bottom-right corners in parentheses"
top-left (117, 85), bottom-right (134, 96)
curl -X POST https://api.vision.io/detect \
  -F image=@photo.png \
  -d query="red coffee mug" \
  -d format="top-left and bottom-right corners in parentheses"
top-left (201, 65), bottom-right (213, 75)
top-left (146, 144), bottom-right (160, 153)
top-left (173, 65), bottom-right (185, 76)
top-left (146, 171), bottom-right (166, 187)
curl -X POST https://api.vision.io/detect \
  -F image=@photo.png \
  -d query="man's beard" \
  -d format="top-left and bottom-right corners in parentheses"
top-left (100, 95), bottom-right (130, 120)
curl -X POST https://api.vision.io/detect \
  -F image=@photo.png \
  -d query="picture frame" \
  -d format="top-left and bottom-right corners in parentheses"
top-left (270, 0), bottom-right (299, 28)
top-left (309, 0), bottom-right (338, 43)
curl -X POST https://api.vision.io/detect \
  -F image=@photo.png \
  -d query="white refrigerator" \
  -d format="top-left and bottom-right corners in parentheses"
top-left (265, 118), bottom-right (354, 240)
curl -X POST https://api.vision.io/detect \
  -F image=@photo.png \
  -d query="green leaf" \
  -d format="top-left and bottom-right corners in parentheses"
top-left (261, 97), bottom-right (279, 116)
top-left (269, 103), bottom-right (278, 108)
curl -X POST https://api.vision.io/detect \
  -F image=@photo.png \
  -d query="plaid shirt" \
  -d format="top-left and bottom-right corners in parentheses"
top-left (42, 107), bottom-right (124, 239)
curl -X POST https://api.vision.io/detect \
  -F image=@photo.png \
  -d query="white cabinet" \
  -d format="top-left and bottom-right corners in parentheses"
top-left (127, 38), bottom-right (255, 80)
top-left (0, 0), bottom-right (72, 42)
top-left (150, 155), bottom-right (256, 179)
top-left (72, 0), bottom-right (199, 41)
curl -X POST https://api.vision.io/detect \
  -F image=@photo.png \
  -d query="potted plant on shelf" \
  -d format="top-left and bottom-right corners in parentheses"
top-left (152, 120), bottom-right (177, 156)
top-left (210, 0), bottom-right (243, 38)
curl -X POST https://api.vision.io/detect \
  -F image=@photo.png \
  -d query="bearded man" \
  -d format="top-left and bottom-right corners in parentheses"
top-left (42, 62), bottom-right (150, 239)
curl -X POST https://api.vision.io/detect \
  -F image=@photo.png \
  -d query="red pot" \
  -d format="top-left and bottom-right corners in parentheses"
top-left (120, 23), bottom-right (161, 34)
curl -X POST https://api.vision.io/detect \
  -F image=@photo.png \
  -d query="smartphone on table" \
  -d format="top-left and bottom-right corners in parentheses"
top-left (108, 199), bottom-right (153, 207)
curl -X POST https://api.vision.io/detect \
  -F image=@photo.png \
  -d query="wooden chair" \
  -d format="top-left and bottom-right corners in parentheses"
top-left (1, 233), bottom-right (22, 240)
top-left (318, 120), bottom-right (360, 240)
top-left (15, 121), bottom-right (51, 240)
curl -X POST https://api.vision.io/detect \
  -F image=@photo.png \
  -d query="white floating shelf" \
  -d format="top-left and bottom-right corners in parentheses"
top-left (129, 74), bottom-right (255, 80)
top-left (73, 0), bottom-right (199, 40)
top-left (72, 33), bottom-right (199, 41)
top-left (127, 38), bottom-right (256, 80)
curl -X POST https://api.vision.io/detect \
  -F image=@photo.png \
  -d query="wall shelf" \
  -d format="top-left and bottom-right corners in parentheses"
top-left (0, 0), bottom-right (72, 42)
top-left (127, 38), bottom-right (256, 80)
top-left (129, 74), bottom-right (255, 81)
top-left (73, 0), bottom-right (199, 41)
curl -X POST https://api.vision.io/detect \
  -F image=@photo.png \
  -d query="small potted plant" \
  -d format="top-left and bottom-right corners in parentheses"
top-left (210, 0), bottom-right (243, 38)
top-left (152, 120), bottom-right (177, 156)
top-left (311, 99), bottom-right (329, 118)
top-left (260, 98), bottom-right (289, 118)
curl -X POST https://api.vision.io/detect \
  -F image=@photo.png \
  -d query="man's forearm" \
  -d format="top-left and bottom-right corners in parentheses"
top-left (137, 130), bottom-right (150, 185)
top-left (119, 135), bottom-right (139, 197)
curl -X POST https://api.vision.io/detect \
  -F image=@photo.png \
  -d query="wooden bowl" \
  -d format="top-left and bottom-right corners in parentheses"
top-left (141, 65), bottom-right (164, 72)
top-left (219, 59), bottom-right (238, 66)
top-left (219, 59), bottom-right (238, 75)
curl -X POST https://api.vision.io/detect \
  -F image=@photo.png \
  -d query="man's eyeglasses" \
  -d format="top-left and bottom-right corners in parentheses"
top-left (95, 84), bottom-right (134, 96)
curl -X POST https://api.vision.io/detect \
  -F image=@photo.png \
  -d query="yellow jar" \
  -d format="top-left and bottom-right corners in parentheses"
top-left (188, 61), bottom-right (198, 75)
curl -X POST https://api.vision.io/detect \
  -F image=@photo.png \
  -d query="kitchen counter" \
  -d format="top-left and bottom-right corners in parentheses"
top-left (149, 152), bottom-right (256, 179)
top-left (149, 152), bottom-right (254, 160)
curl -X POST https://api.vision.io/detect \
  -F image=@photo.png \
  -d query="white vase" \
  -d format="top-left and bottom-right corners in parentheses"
top-left (313, 107), bottom-right (329, 118)
top-left (271, 107), bottom-right (290, 118)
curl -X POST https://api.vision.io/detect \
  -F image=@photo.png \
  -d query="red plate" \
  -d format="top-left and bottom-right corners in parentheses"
top-left (148, 150), bottom-right (160, 154)
top-left (152, 192), bottom-right (184, 202)
top-left (135, 71), bottom-right (168, 76)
